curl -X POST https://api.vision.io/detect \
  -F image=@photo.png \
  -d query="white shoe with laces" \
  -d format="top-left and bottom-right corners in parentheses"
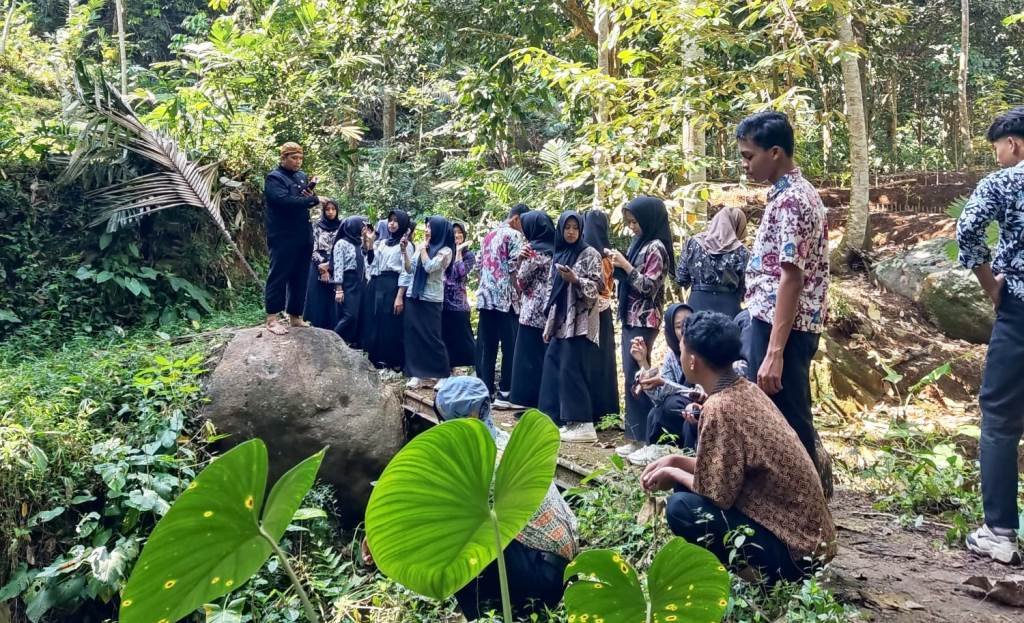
top-left (627, 444), bottom-right (673, 467)
top-left (560, 422), bottom-right (598, 443)
top-left (966, 524), bottom-right (1022, 564)
top-left (615, 441), bottom-right (643, 458)
top-left (405, 377), bottom-right (422, 389)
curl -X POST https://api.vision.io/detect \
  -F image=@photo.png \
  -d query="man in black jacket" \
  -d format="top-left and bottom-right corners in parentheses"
top-left (264, 142), bottom-right (319, 334)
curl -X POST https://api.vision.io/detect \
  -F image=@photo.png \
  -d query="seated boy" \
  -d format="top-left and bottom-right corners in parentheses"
top-left (641, 311), bottom-right (835, 584)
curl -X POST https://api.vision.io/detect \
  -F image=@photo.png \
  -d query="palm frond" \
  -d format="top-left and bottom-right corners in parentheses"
top-left (538, 138), bottom-right (574, 175)
top-left (63, 61), bottom-right (257, 282)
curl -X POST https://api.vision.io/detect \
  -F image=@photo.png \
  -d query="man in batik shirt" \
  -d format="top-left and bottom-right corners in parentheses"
top-left (737, 112), bottom-right (830, 488)
top-left (475, 203), bottom-right (529, 399)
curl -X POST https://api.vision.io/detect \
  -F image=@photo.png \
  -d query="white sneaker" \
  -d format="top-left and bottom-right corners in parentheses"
top-left (966, 525), bottom-right (1022, 564)
top-left (627, 444), bottom-right (673, 467)
top-left (615, 441), bottom-right (643, 457)
top-left (560, 422), bottom-right (598, 443)
top-left (493, 398), bottom-right (526, 410)
top-left (405, 377), bottom-right (422, 389)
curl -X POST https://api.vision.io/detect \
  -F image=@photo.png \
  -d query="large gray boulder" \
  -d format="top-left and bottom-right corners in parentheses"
top-left (204, 327), bottom-right (404, 526)
top-left (873, 237), bottom-right (993, 344)
top-left (920, 269), bottom-right (995, 344)
top-left (872, 237), bottom-right (955, 301)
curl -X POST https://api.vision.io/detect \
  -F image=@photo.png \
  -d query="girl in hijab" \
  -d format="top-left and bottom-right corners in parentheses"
top-left (303, 198), bottom-right (342, 329)
top-left (432, 376), bottom-right (579, 620)
top-left (676, 206), bottom-right (749, 317)
top-left (538, 211), bottom-right (604, 443)
top-left (401, 215), bottom-right (456, 388)
top-left (582, 209), bottom-right (620, 421)
top-left (441, 221), bottom-right (477, 371)
top-left (507, 211), bottom-right (557, 409)
top-left (605, 196), bottom-right (675, 457)
top-left (627, 302), bottom-right (700, 466)
top-left (331, 215), bottom-right (371, 347)
top-left (363, 209), bottom-right (413, 369)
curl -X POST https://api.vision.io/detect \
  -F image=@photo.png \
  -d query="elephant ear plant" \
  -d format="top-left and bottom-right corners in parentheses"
top-left (563, 537), bottom-right (731, 623)
top-left (119, 439), bottom-right (327, 623)
top-left (365, 408), bottom-right (560, 622)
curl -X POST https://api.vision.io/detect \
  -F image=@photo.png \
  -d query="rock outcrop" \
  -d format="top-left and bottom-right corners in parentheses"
top-left (204, 327), bottom-right (404, 526)
top-left (873, 238), bottom-right (994, 343)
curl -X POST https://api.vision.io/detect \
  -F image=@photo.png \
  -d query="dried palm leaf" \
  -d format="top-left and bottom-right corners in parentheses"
top-left (63, 61), bottom-right (258, 282)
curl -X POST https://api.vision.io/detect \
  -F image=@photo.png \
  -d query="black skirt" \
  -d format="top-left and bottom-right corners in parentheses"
top-left (404, 297), bottom-right (450, 379)
top-left (588, 308), bottom-right (620, 421)
top-left (334, 270), bottom-right (364, 348)
top-left (687, 289), bottom-right (743, 318)
top-left (508, 325), bottom-right (545, 408)
top-left (367, 272), bottom-right (404, 369)
top-left (302, 262), bottom-right (338, 330)
top-left (442, 308), bottom-right (476, 369)
top-left (538, 335), bottom-right (598, 425)
top-left (359, 275), bottom-right (379, 354)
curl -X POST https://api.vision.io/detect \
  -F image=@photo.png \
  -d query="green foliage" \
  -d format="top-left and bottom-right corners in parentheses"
top-left (120, 439), bottom-right (325, 623)
top-left (727, 573), bottom-right (860, 623)
top-left (563, 538), bottom-right (731, 623)
top-left (365, 409), bottom-right (560, 602)
top-left (945, 195), bottom-right (999, 262)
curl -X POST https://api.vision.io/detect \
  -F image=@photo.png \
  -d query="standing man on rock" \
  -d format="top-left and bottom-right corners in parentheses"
top-left (957, 106), bottom-right (1024, 565)
top-left (737, 112), bottom-right (830, 484)
top-left (475, 203), bottom-right (529, 402)
top-left (264, 142), bottom-right (320, 335)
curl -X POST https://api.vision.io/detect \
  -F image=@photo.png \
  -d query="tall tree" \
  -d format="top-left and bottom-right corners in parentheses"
top-left (114, 0), bottom-right (127, 93)
top-left (958, 0), bottom-right (971, 169)
top-left (831, 11), bottom-right (871, 267)
top-left (1, 0), bottom-right (16, 56)
top-left (592, 0), bottom-right (611, 212)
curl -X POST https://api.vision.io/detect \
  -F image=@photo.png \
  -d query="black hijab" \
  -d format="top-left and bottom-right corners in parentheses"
top-left (519, 211), bottom-right (557, 256)
top-left (411, 215), bottom-right (456, 299)
top-left (582, 209), bottom-right (611, 252)
top-left (385, 209), bottom-right (412, 246)
top-left (545, 211), bottom-right (588, 329)
top-left (616, 196), bottom-right (675, 322)
top-left (663, 302), bottom-right (694, 358)
top-left (316, 200), bottom-right (342, 232)
top-left (334, 215), bottom-right (368, 279)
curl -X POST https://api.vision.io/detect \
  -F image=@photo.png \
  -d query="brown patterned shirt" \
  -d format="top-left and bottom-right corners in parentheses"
top-left (693, 379), bottom-right (836, 560)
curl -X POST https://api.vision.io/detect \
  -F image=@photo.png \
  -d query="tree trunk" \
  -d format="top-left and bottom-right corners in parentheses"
top-left (592, 0), bottom-right (611, 212)
top-left (831, 11), bottom-right (871, 269)
top-left (114, 0), bottom-right (127, 94)
top-left (1, 0), bottom-right (17, 56)
top-left (382, 92), bottom-right (396, 144)
top-left (889, 76), bottom-right (899, 162)
top-left (681, 1), bottom-right (706, 229)
top-left (958, 0), bottom-right (971, 170)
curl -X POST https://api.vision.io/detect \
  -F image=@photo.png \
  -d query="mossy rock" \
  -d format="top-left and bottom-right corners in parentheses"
top-left (919, 269), bottom-right (994, 344)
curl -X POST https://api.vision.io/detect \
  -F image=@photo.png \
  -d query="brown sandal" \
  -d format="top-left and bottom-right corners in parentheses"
top-left (266, 319), bottom-right (289, 335)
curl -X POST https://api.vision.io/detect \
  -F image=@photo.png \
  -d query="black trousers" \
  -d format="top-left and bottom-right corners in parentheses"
top-left (538, 336), bottom-right (597, 425)
top-left (666, 492), bottom-right (811, 585)
top-left (746, 318), bottom-right (820, 469)
top-left (645, 392), bottom-right (697, 450)
top-left (454, 539), bottom-right (568, 620)
top-left (979, 283), bottom-right (1024, 530)
top-left (621, 325), bottom-right (658, 441)
top-left (475, 308), bottom-right (519, 395)
top-left (265, 241), bottom-right (312, 316)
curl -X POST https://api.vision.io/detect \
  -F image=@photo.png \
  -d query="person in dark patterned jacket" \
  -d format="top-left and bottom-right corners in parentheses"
top-left (956, 106), bottom-right (1024, 565)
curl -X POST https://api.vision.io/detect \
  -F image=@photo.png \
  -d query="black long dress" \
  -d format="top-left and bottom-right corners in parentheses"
top-left (303, 215), bottom-right (341, 329)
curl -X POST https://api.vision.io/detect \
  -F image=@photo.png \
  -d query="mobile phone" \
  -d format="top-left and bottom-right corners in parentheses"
top-left (306, 179), bottom-right (318, 192)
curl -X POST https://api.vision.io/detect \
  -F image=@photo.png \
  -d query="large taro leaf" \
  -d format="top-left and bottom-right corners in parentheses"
top-left (119, 439), bottom-right (325, 623)
top-left (647, 538), bottom-right (730, 623)
top-left (564, 538), bottom-right (731, 623)
top-left (563, 549), bottom-right (646, 622)
top-left (365, 409), bottom-right (559, 600)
